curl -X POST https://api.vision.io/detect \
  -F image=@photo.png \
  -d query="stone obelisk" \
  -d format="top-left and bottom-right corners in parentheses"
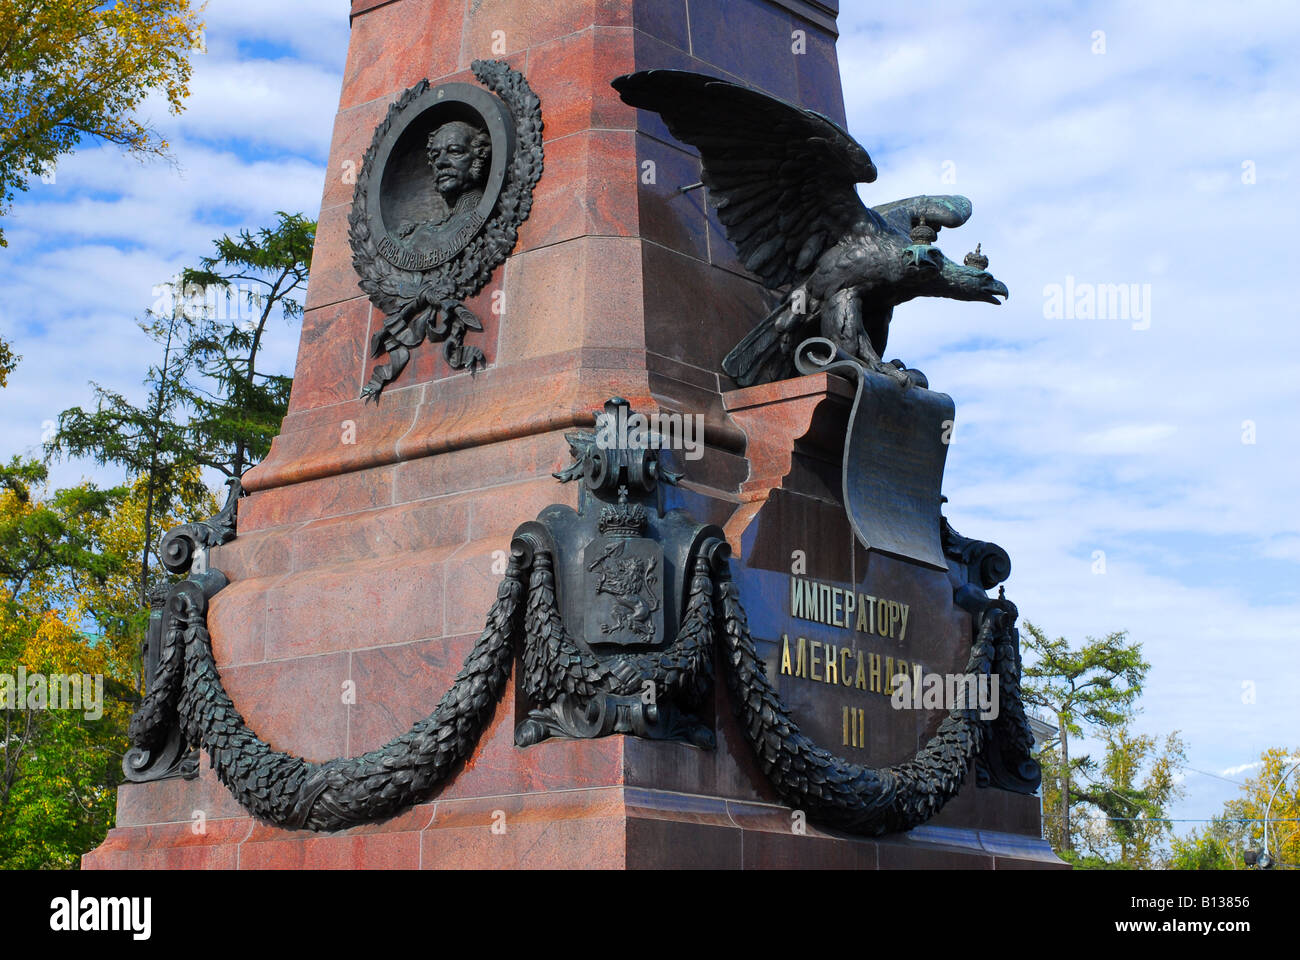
top-left (85, 0), bottom-right (1062, 869)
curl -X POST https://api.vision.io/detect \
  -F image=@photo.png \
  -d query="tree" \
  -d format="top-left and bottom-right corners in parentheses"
top-left (47, 283), bottom-right (206, 606)
top-left (1168, 815), bottom-right (1249, 870)
top-left (1021, 622), bottom-right (1149, 855)
top-left (179, 211), bottom-right (315, 479)
top-left (1070, 726), bottom-right (1186, 867)
top-left (47, 214), bottom-right (312, 598)
top-left (0, 465), bottom-right (214, 868)
top-left (0, 335), bottom-right (16, 386)
top-left (0, 455), bottom-right (129, 868)
top-left (0, 0), bottom-right (204, 247)
top-left (1169, 747), bottom-right (1300, 870)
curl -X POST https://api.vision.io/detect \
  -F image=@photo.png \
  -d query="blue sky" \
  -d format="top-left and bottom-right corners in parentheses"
top-left (1, 1), bottom-right (1296, 837)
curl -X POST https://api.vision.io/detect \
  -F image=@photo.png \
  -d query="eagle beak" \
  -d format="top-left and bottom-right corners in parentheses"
top-left (980, 276), bottom-right (1009, 304)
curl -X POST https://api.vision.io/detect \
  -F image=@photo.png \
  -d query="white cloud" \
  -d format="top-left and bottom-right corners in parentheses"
top-left (0, 9), bottom-right (336, 492)
top-left (839, 0), bottom-right (1300, 832)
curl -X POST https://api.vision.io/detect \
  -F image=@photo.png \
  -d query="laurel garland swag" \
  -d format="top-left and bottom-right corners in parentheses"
top-left (127, 525), bottom-right (1032, 836)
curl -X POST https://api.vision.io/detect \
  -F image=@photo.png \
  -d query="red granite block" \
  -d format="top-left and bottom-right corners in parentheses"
top-left (641, 240), bottom-right (769, 373)
top-left (262, 548), bottom-right (449, 659)
top-left (422, 788), bottom-right (627, 868)
top-left (398, 370), bottom-right (581, 460)
top-left (460, 0), bottom-right (633, 66)
top-left (466, 477), bottom-right (578, 539)
top-left (636, 135), bottom-right (708, 262)
top-left (440, 538), bottom-right (512, 637)
top-left (423, 814), bottom-right (627, 868)
top-left (113, 764), bottom-right (249, 828)
top-left (340, 0), bottom-right (464, 110)
top-left (498, 237), bottom-right (645, 364)
top-left (246, 388), bottom-right (424, 492)
top-left (219, 653), bottom-right (351, 762)
top-left (290, 496), bottom-right (470, 569)
top-left (240, 830), bottom-right (424, 869)
top-left (632, 0), bottom-right (689, 50)
top-left (497, 242), bottom-right (589, 362)
top-left (527, 27), bottom-right (636, 142)
top-left (687, 0), bottom-right (799, 102)
top-left (303, 202), bottom-right (362, 311)
top-left (320, 95), bottom-right (398, 211)
top-left (624, 737), bottom-right (718, 800)
top-left (738, 828), bottom-right (875, 869)
top-left (287, 298), bottom-right (371, 414)
top-left (393, 429), bottom-right (569, 504)
top-left (239, 464), bottom-right (395, 532)
top-left (876, 835), bottom-right (995, 869)
top-left (795, 24), bottom-right (846, 124)
top-left (82, 818), bottom-right (251, 870)
top-left (350, 0), bottom-right (392, 17)
top-left (348, 635), bottom-right (479, 754)
top-left (208, 574), bottom-right (278, 668)
top-left (435, 687), bottom-right (626, 800)
top-left (514, 129), bottom-right (640, 254)
top-left (273, 385), bottom-right (413, 438)
top-left (632, 817), bottom-right (744, 868)
top-left (240, 805), bottom-right (434, 869)
top-left (208, 525), bottom-right (298, 583)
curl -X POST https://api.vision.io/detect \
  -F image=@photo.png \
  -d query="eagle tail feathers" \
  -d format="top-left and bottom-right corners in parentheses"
top-left (722, 294), bottom-right (810, 388)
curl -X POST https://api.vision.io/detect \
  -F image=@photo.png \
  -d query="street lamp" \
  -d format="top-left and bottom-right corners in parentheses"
top-left (1261, 757), bottom-right (1300, 869)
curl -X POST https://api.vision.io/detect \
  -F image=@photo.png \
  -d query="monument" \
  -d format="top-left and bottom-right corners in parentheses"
top-left (85, 0), bottom-right (1064, 869)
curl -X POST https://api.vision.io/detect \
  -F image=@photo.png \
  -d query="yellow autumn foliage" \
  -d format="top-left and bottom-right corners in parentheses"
top-left (0, 0), bottom-right (205, 245)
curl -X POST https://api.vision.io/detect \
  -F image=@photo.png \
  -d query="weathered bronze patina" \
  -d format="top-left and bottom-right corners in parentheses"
top-left (794, 337), bottom-right (953, 571)
top-left (613, 70), bottom-right (1008, 389)
top-left (349, 59), bottom-right (543, 399)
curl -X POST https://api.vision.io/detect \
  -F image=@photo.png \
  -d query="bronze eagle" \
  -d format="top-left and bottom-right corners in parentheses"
top-left (613, 70), bottom-right (1008, 387)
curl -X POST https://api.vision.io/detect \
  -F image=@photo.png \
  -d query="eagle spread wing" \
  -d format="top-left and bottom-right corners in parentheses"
top-left (612, 70), bottom-right (875, 289)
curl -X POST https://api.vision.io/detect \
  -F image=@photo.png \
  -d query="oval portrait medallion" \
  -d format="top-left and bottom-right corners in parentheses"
top-left (348, 60), bottom-right (543, 399)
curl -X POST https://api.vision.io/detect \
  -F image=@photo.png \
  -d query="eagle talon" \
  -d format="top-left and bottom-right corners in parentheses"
top-left (873, 359), bottom-right (912, 387)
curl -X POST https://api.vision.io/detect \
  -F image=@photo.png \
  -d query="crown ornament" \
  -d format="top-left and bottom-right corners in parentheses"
top-left (598, 486), bottom-right (649, 537)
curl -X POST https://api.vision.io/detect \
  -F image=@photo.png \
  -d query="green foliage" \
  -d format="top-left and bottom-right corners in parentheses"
top-left (47, 291), bottom-right (206, 605)
top-left (0, 456), bottom-right (131, 868)
top-left (1022, 622), bottom-right (1165, 862)
top-left (1022, 623), bottom-right (1148, 745)
top-left (0, 457), bottom-right (126, 605)
top-left (1167, 748), bottom-right (1300, 870)
top-left (1169, 817), bottom-right (1248, 870)
top-left (0, 0), bottom-right (204, 246)
top-left (0, 335), bottom-right (16, 386)
top-left (0, 454), bottom-right (216, 867)
top-left (4, 213), bottom-right (307, 867)
top-left (180, 211), bottom-right (314, 479)
top-left (46, 212), bottom-right (313, 604)
top-left (1077, 728), bottom-right (1186, 867)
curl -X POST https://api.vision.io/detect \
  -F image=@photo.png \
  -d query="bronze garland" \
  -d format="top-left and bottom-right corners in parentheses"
top-left (125, 530), bottom-right (1032, 836)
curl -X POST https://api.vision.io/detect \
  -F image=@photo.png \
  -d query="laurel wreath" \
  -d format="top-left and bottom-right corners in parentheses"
top-left (347, 59), bottom-right (544, 390)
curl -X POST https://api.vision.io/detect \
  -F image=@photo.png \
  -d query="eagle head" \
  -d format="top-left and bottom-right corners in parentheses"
top-left (937, 256), bottom-right (1009, 305)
